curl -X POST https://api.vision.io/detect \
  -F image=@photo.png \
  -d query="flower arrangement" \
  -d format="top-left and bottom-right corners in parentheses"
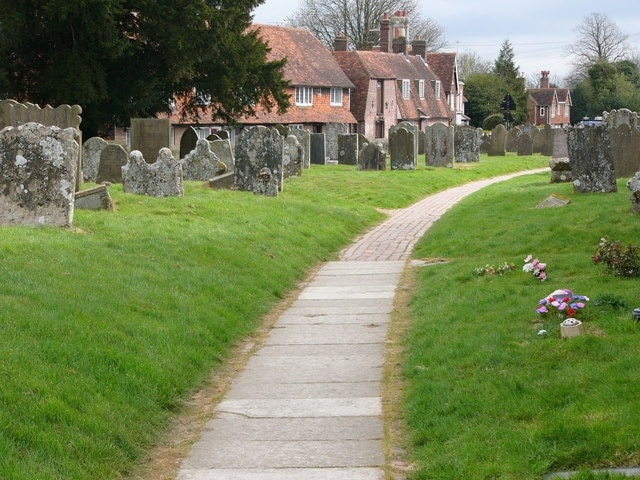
top-left (536, 289), bottom-right (589, 318)
top-left (523, 254), bottom-right (547, 281)
top-left (473, 262), bottom-right (516, 277)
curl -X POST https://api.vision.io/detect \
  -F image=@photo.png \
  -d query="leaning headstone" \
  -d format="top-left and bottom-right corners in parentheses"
top-left (129, 118), bottom-right (171, 164)
top-left (516, 132), bottom-right (533, 156)
top-left (122, 148), bottom-right (184, 197)
top-left (180, 139), bottom-right (225, 180)
top-left (389, 125), bottom-right (416, 170)
top-left (325, 123), bottom-right (349, 162)
top-left (179, 126), bottom-right (199, 160)
top-left (609, 124), bottom-right (640, 178)
top-left (208, 171), bottom-right (235, 190)
top-left (488, 124), bottom-right (507, 156)
top-left (549, 157), bottom-right (572, 183)
top-left (454, 126), bottom-right (481, 163)
top-left (253, 167), bottom-right (279, 196)
top-left (288, 129), bottom-right (311, 169)
top-left (96, 144), bottom-right (128, 184)
top-left (506, 127), bottom-right (521, 152)
top-left (0, 123), bottom-right (78, 227)
top-left (627, 171), bottom-right (640, 213)
top-left (74, 185), bottom-right (114, 211)
top-left (338, 133), bottom-right (359, 165)
top-left (283, 135), bottom-right (303, 178)
top-left (209, 138), bottom-right (234, 171)
top-left (568, 124), bottom-right (617, 193)
top-left (425, 122), bottom-right (454, 167)
top-left (358, 142), bottom-right (387, 171)
top-left (234, 126), bottom-right (284, 192)
top-left (82, 136), bottom-right (108, 182)
top-left (310, 133), bottom-right (326, 165)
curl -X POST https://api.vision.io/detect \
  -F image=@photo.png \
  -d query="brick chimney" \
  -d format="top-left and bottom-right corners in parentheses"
top-left (334, 35), bottom-right (348, 52)
top-left (380, 13), bottom-right (391, 52)
top-left (410, 37), bottom-right (427, 59)
top-left (540, 70), bottom-right (550, 89)
top-left (391, 10), bottom-right (408, 55)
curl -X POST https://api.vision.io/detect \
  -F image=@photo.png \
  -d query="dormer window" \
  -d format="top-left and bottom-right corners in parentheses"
top-left (295, 86), bottom-right (313, 106)
top-left (330, 87), bottom-right (343, 106)
top-left (402, 79), bottom-right (410, 99)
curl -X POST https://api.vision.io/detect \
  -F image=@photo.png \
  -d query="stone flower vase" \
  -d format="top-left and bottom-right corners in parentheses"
top-left (560, 318), bottom-right (584, 338)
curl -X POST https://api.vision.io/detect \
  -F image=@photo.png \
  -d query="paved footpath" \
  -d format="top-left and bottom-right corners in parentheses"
top-left (176, 169), bottom-right (546, 480)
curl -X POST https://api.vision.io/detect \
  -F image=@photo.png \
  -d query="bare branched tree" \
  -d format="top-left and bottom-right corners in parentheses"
top-left (567, 13), bottom-right (630, 76)
top-left (456, 50), bottom-right (492, 81)
top-left (286, 0), bottom-right (448, 51)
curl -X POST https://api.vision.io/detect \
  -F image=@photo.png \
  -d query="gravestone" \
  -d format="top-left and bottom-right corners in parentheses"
top-left (516, 132), bottom-right (533, 156)
top-left (568, 124), bottom-right (617, 193)
top-left (552, 129), bottom-right (569, 158)
top-left (488, 124), bottom-right (507, 156)
top-left (479, 133), bottom-right (491, 154)
top-left (130, 118), bottom-right (171, 164)
top-left (122, 148), bottom-right (184, 197)
top-left (82, 136), bottom-right (108, 182)
top-left (209, 138), bottom-right (235, 171)
top-left (628, 171), bottom-right (640, 213)
top-left (283, 135), bottom-right (303, 178)
top-left (389, 125), bottom-right (416, 170)
top-left (253, 167), bottom-right (279, 196)
top-left (395, 121), bottom-right (419, 161)
top-left (310, 133), bottom-right (326, 165)
top-left (358, 142), bottom-right (386, 171)
top-left (506, 127), bottom-right (521, 152)
top-left (603, 108), bottom-right (639, 129)
top-left (417, 130), bottom-right (426, 155)
top-left (74, 185), bottom-right (114, 210)
top-left (206, 133), bottom-right (220, 141)
top-left (96, 144), bottom-right (128, 184)
top-left (234, 126), bottom-right (284, 192)
top-left (179, 126), bottom-right (199, 160)
top-left (337, 133), bottom-right (358, 165)
top-left (536, 194), bottom-right (571, 209)
top-left (454, 126), bottom-right (481, 163)
top-left (208, 172), bottom-right (235, 190)
top-left (541, 125), bottom-right (555, 156)
top-left (0, 123), bottom-right (78, 227)
top-left (425, 122), bottom-right (454, 167)
top-left (180, 138), bottom-right (225, 181)
top-left (549, 158), bottom-right (572, 183)
top-left (0, 99), bottom-right (83, 191)
top-left (288, 129), bottom-right (311, 169)
top-left (532, 128), bottom-right (544, 153)
top-left (216, 130), bottom-right (230, 140)
top-left (609, 124), bottom-right (640, 178)
top-left (325, 123), bottom-right (349, 162)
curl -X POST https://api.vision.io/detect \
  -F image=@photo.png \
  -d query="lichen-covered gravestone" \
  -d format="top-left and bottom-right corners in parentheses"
top-left (122, 148), bottom-right (184, 197)
top-left (425, 122), bottom-right (454, 167)
top-left (179, 139), bottom-right (225, 181)
top-left (288, 128), bottom-right (311, 169)
top-left (82, 136), bottom-right (108, 182)
top-left (234, 126), bottom-right (284, 192)
top-left (516, 132), bottom-right (533, 156)
top-left (389, 125), bottom-right (416, 170)
top-left (0, 122), bottom-right (78, 227)
top-left (358, 142), bottom-right (386, 171)
top-left (609, 124), bottom-right (640, 178)
top-left (337, 133), bottom-right (358, 165)
top-left (454, 126), bottom-right (480, 163)
top-left (627, 171), bottom-right (640, 213)
top-left (209, 138), bottom-right (235, 171)
top-left (324, 123), bottom-right (349, 162)
top-left (568, 124), bottom-right (617, 193)
top-left (283, 135), bottom-right (303, 178)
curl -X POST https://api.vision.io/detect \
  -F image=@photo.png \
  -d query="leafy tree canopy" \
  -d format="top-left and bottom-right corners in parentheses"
top-left (0, 0), bottom-right (290, 137)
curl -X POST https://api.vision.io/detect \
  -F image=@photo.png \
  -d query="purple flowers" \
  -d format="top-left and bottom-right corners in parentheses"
top-left (523, 254), bottom-right (548, 281)
top-left (536, 289), bottom-right (589, 318)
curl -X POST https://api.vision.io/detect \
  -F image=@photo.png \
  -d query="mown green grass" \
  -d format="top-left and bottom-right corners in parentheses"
top-left (0, 154), bottom-right (546, 480)
top-left (405, 174), bottom-right (640, 479)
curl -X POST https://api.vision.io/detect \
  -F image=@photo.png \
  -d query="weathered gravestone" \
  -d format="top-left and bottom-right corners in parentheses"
top-left (337, 133), bottom-right (358, 165)
top-left (122, 148), bottom-right (184, 197)
top-left (417, 130), bottom-right (426, 155)
top-left (454, 126), bottom-right (481, 163)
top-left (179, 138), bottom-right (225, 181)
top-left (310, 133), bottom-right (326, 165)
top-left (425, 122), bottom-right (454, 167)
top-left (628, 171), bottom-right (640, 213)
top-left (288, 128), bottom-right (311, 169)
top-left (516, 132), bottom-right (533, 156)
top-left (488, 124), bottom-right (507, 156)
top-left (568, 125), bottom-right (617, 193)
top-left (358, 142), bottom-right (386, 171)
top-left (0, 123), bottom-right (78, 227)
top-left (179, 126), bottom-right (199, 160)
top-left (506, 127), bottom-right (521, 152)
top-left (325, 123), bottom-right (349, 162)
top-left (283, 135), bottom-right (303, 178)
top-left (82, 136), bottom-right (108, 182)
top-left (609, 124), bottom-right (640, 178)
top-left (549, 158), bottom-right (572, 183)
top-left (234, 126), bottom-right (284, 192)
top-left (130, 118), bottom-right (171, 164)
top-left (532, 128), bottom-right (544, 153)
top-left (603, 108), bottom-right (640, 129)
top-left (253, 167), bottom-right (279, 197)
top-left (209, 138), bottom-right (235, 171)
top-left (389, 125), bottom-right (416, 170)
top-left (74, 184), bottom-right (114, 211)
top-left (96, 144), bottom-right (128, 184)
top-left (540, 125), bottom-right (556, 156)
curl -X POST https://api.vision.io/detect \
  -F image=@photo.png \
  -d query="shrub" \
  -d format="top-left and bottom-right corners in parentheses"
top-left (482, 113), bottom-right (504, 131)
top-left (593, 237), bottom-right (640, 278)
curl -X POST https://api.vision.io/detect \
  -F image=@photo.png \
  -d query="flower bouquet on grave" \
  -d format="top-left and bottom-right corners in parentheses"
top-left (536, 289), bottom-right (590, 338)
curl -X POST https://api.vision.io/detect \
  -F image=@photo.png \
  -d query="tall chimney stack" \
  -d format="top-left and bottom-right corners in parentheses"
top-left (540, 70), bottom-right (550, 89)
top-left (380, 13), bottom-right (391, 53)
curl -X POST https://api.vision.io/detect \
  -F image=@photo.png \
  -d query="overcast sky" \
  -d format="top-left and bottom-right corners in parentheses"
top-left (252, 0), bottom-right (640, 85)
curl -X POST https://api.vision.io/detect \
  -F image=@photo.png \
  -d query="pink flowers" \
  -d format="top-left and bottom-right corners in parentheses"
top-left (536, 289), bottom-right (589, 318)
top-left (523, 254), bottom-right (548, 281)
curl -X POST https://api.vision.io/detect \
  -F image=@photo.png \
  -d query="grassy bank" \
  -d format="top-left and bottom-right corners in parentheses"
top-left (404, 173), bottom-right (640, 479)
top-left (0, 154), bottom-right (546, 479)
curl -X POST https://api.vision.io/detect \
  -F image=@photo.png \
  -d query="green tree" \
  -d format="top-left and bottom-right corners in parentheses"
top-left (491, 39), bottom-right (528, 125)
top-left (0, 0), bottom-right (290, 137)
top-left (464, 72), bottom-right (509, 128)
top-left (493, 39), bottom-right (519, 79)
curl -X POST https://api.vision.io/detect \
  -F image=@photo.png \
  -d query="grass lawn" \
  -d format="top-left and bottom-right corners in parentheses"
top-left (0, 154), bottom-right (546, 480)
top-left (403, 173), bottom-right (640, 479)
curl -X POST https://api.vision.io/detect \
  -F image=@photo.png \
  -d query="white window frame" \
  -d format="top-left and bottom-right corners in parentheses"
top-left (295, 86), bottom-right (313, 106)
top-left (330, 87), bottom-right (343, 106)
top-left (418, 80), bottom-right (425, 99)
top-left (402, 79), bottom-right (410, 99)
top-left (434, 80), bottom-right (441, 99)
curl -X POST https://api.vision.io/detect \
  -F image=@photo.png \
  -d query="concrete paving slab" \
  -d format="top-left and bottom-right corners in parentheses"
top-left (317, 261), bottom-right (404, 273)
top-left (276, 312), bottom-right (390, 325)
top-left (224, 380), bottom-right (380, 400)
top-left (283, 303), bottom-right (395, 315)
top-left (264, 324), bottom-right (388, 345)
top-left (182, 439), bottom-right (384, 469)
top-left (298, 285), bottom-right (396, 300)
top-left (308, 273), bottom-right (401, 287)
top-left (254, 343), bottom-right (384, 357)
top-left (178, 467), bottom-right (384, 480)
top-left (216, 397), bottom-right (381, 418)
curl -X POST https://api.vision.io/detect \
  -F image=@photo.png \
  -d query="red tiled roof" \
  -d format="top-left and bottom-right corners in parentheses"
top-left (426, 52), bottom-right (457, 94)
top-left (529, 88), bottom-right (557, 107)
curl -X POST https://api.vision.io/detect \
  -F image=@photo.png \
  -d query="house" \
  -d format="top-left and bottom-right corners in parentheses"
top-left (528, 71), bottom-right (572, 127)
top-left (425, 52), bottom-right (468, 125)
top-left (333, 11), bottom-right (453, 139)
top-left (166, 24), bottom-right (357, 144)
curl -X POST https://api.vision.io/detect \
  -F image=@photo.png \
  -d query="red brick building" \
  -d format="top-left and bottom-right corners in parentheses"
top-left (528, 71), bottom-right (572, 126)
